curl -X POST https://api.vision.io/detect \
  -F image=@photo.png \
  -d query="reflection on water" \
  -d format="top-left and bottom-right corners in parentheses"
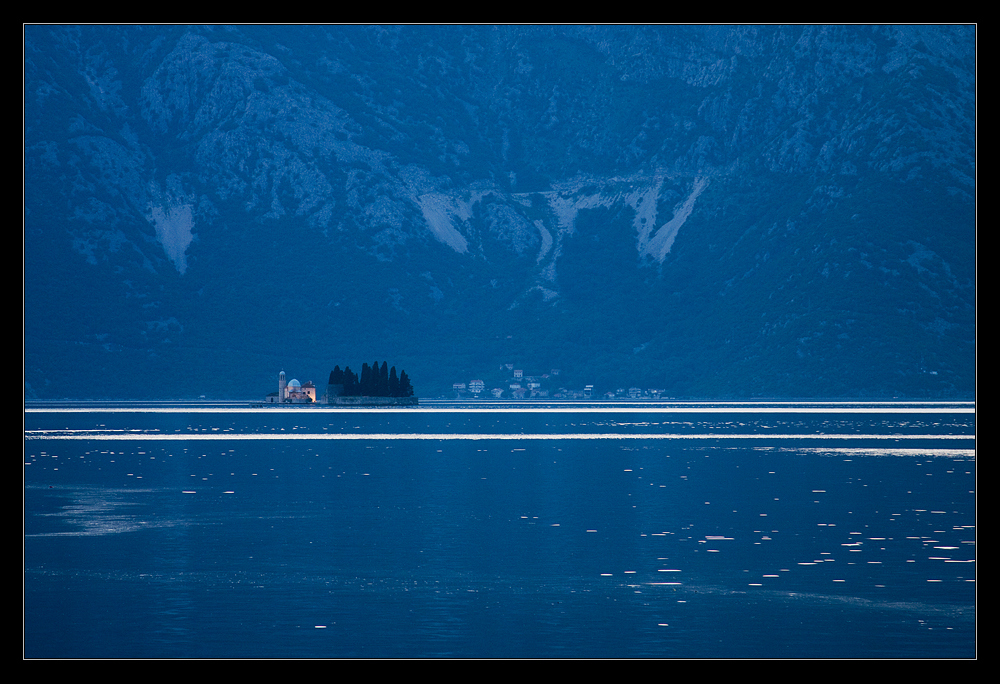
top-left (24, 403), bottom-right (975, 658)
top-left (26, 485), bottom-right (168, 537)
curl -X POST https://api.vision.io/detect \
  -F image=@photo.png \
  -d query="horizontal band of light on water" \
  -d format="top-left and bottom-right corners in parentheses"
top-left (24, 431), bottom-right (976, 441)
top-left (25, 406), bottom-right (974, 414)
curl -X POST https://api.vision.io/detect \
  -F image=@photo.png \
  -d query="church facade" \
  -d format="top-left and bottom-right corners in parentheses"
top-left (265, 370), bottom-right (317, 403)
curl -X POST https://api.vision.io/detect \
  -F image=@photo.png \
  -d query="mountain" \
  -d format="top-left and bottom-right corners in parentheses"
top-left (24, 25), bottom-right (975, 399)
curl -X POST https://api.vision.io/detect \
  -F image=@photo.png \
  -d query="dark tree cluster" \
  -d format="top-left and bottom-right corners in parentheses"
top-left (328, 361), bottom-right (414, 397)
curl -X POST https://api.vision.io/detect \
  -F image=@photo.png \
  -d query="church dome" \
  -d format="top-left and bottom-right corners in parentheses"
top-left (288, 379), bottom-right (301, 388)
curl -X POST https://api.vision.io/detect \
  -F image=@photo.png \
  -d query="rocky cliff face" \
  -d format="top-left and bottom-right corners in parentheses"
top-left (24, 25), bottom-right (975, 399)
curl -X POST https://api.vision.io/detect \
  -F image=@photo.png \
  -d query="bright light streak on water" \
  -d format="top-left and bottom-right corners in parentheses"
top-left (23, 431), bottom-right (977, 443)
top-left (25, 405), bottom-right (976, 414)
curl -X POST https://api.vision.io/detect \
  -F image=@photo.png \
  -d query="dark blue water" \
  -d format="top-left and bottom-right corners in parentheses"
top-left (25, 402), bottom-right (976, 657)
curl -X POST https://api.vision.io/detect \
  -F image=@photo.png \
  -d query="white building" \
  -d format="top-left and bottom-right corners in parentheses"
top-left (266, 370), bottom-right (316, 403)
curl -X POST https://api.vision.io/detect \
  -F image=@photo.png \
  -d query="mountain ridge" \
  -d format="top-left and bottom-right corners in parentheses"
top-left (24, 25), bottom-right (975, 399)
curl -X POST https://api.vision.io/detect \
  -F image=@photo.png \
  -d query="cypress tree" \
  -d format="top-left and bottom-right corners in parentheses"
top-left (328, 366), bottom-right (345, 398)
top-left (388, 366), bottom-right (399, 397)
top-left (378, 361), bottom-right (389, 397)
top-left (398, 370), bottom-right (413, 397)
top-left (329, 366), bottom-right (344, 385)
top-left (342, 366), bottom-right (358, 396)
top-left (360, 363), bottom-right (372, 396)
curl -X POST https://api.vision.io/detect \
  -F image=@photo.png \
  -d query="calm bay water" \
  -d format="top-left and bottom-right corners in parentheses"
top-left (24, 401), bottom-right (975, 658)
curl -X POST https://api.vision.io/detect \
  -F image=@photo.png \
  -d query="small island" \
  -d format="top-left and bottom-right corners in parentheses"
top-left (263, 365), bottom-right (417, 406)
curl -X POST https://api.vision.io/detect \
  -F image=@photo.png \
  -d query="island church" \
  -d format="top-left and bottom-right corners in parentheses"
top-left (265, 370), bottom-right (316, 403)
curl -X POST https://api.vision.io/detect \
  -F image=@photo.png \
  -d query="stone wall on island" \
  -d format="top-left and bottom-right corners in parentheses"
top-left (328, 396), bottom-right (419, 407)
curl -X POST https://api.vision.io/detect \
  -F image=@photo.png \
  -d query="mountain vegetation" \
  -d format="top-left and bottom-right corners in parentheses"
top-left (24, 25), bottom-right (975, 399)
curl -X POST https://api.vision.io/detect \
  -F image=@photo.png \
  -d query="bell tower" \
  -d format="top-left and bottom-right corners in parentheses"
top-left (278, 370), bottom-right (287, 402)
